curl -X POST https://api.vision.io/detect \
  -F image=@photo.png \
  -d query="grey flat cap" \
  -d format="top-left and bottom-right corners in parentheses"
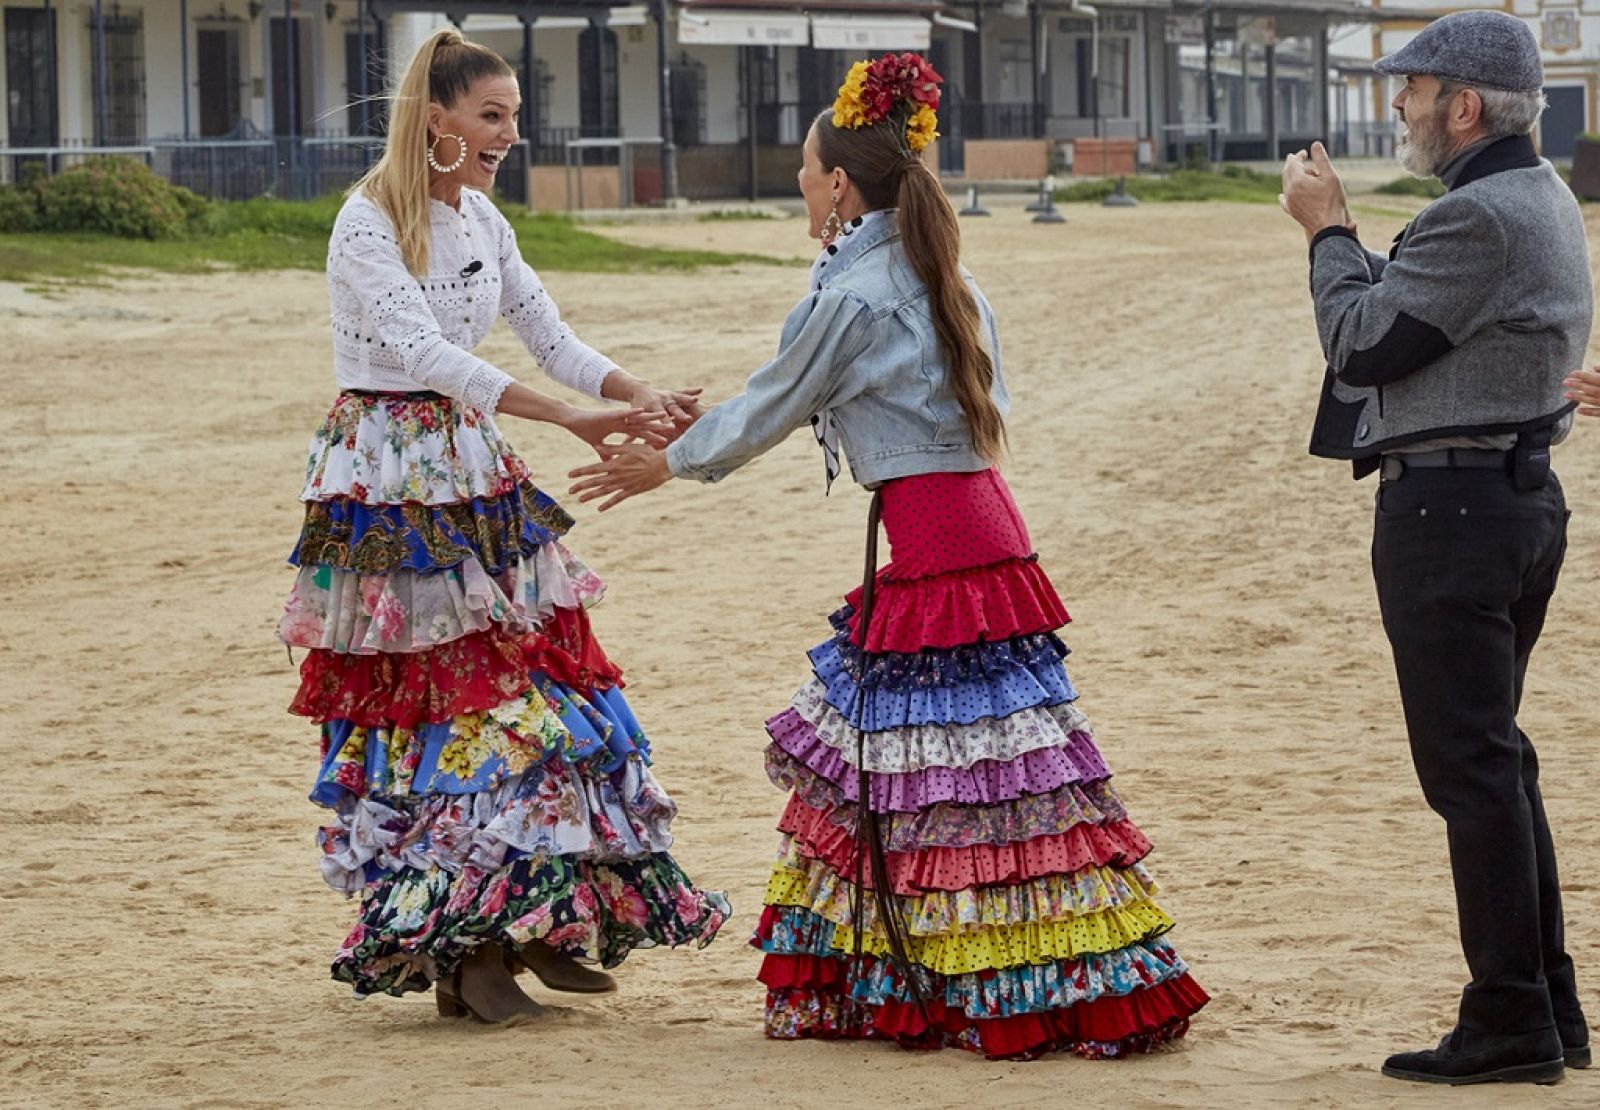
top-left (1374, 11), bottom-right (1542, 93)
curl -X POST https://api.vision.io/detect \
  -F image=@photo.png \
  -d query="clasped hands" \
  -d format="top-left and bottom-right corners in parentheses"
top-left (562, 377), bottom-right (694, 512)
top-left (1280, 142), bottom-right (1357, 243)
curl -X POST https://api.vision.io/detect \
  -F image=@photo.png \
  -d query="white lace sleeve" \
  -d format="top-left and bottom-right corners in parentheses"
top-left (334, 225), bottom-right (515, 412)
top-left (496, 215), bottom-right (618, 398)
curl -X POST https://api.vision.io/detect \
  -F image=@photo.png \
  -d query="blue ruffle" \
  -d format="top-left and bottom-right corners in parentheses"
top-left (819, 609), bottom-right (1069, 690)
top-left (310, 671), bottom-right (651, 806)
top-left (759, 907), bottom-right (1191, 1018)
top-left (290, 484), bottom-right (571, 575)
top-left (811, 637), bottom-right (1077, 731)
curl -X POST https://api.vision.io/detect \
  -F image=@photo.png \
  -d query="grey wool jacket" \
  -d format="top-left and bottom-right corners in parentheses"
top-left (1306, 135), bottom-right (1592, 477)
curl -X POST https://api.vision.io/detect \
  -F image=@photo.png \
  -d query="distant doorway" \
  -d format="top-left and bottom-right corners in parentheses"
top-left (4, 8), bottom-right (58, 146)
top-left (270, 16), bottom-right (313, 135)
top-left (578, 25), bottom-right (618, 138)
top-left (1541, 85), bottom-right (1585, 160)
top-left (197, 26), bottom-right (243, 137)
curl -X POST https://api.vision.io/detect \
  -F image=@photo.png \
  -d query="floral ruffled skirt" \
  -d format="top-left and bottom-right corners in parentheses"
top-left (753, 469), bottom-right (1208, 1060)
top-left (283, 391), bottom-right (729, 997)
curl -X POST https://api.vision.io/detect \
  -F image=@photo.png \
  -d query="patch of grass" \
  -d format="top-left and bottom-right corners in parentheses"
top-left (0, 194), bottom-right (776, 283)
top-left (504, 211), bottom-right (778, 271)
top-left (1055, 165), bottom-right (1283, 204)
top-left (1351, 203), bottom-right (1428, 222)
top-left (1373, 175), bottom-right (1446, 198)
top-left (698, 209), bottom-right (782, 222)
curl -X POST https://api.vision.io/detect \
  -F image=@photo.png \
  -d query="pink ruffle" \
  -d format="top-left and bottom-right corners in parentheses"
top-left (777, 794), bottom-right (1153, 894)
top-left (766, 714), bottom-right (1110, 813)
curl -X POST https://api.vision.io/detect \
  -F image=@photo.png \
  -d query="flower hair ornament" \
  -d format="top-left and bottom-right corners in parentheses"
top-left (831, 52), bottom-right (942, 154)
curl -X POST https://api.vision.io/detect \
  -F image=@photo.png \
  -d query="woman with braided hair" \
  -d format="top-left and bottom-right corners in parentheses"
top-left (571, 54), bottom-right (1207, 1059)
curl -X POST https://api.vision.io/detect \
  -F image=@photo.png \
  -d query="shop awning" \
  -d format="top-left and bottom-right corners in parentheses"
top-left (809, 13), bottom-right (930, 50)
top-left (677, 9), bottom-right (811, 45)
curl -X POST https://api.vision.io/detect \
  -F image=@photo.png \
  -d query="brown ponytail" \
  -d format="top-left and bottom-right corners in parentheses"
top-left (814, 112), bottom-right (1007, 463)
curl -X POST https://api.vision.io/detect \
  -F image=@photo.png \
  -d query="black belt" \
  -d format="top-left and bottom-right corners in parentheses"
top-left (342, 388), bottom-right (446, 400)
top-left (1379, 448), bottom-right (1511, 481)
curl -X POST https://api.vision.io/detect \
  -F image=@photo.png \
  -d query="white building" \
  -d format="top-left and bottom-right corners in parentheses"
top-left (1329, 2), bottom-right (1598, 160)
top-left (0, 0), bottom-right (1404, 202)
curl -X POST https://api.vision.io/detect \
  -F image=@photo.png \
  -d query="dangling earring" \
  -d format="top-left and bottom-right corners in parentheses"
top-left (820, 196), bottom-right (844, 245)
top-left (427, 133), bottom-right (467, 174)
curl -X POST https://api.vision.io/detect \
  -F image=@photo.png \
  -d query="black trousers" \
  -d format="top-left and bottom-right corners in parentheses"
top-left (1372, 466), bottom-right (1580, 1037)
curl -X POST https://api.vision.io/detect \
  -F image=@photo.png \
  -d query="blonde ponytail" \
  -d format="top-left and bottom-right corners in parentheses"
top-left (350, 29), bottom-right (511, 276)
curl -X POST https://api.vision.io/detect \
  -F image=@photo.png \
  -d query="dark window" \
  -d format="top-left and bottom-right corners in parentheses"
top-left (1543, 85), bottom-right (1585, 160)
top-left (578, 25), bottom-right (618, 138)
top-left (344, 25), bottom-right (387, 136)
top-left (87, 10), bottom-right (144, 143)
top-left (270, 17), bottom-right (312, 136)
top-left (669, 55), bottom-right (705, 148)
top-left (196, 26), bottom-right (243, 138)
top-left (5, 8), bottom-right (58, 146)
top-left (746, 46), bottom-right (780, 143)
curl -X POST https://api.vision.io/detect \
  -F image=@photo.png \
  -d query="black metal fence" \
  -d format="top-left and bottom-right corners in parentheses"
top-left (1, 132), bottom-right (530, 205)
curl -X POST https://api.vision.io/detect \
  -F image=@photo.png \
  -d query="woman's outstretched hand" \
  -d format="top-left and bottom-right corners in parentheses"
top-left (1564, 366), bottom-right (1600, 417)
top-left (568, 440), bottom-right (672, 511)
top-left (563, 406), bottom-right (674, 456)
top-left (628, 382), bottom-right (705, 429)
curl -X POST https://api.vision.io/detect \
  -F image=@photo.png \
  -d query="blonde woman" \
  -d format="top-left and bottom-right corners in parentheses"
top-left (278, 29), bottom-right (727, 1024)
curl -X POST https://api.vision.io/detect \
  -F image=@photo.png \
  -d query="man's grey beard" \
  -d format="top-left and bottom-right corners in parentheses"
top-left (1396, 107), bottom-right (1455, 177)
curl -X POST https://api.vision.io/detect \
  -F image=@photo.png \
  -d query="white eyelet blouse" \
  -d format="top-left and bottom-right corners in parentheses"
top-left (326, 188), bottom-right (617, 412)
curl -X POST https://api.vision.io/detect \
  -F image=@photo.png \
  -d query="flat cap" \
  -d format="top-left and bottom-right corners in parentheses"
top-left (1374, 11), bottom-right (1543, 93)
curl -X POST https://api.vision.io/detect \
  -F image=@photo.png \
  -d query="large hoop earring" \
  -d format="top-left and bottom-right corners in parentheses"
top-left (819, 198), bottom-right (844, 245)
top-left (427, 133), bottom-right (467, 174)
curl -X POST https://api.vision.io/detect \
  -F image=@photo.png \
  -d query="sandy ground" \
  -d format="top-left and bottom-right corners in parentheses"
top-left (3, 199), bottom-right (1599, 1110)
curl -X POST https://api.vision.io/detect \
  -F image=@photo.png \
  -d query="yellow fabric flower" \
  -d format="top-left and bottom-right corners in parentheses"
top-left (906, 104), bottom-right (940, 153)
top-left (832, 61), bottom-right (871, 130)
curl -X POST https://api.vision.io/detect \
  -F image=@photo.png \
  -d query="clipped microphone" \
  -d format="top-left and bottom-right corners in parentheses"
top-left (460, 260), bottom-right (483, 279)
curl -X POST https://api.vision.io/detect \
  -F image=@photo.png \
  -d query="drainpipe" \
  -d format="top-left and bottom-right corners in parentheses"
top-left (94, 0), bottom-right (108, 143)
top-left (358, 0), bottom-right (370, 135)
top-left (655, 0), bottom-right (678, 201)
top-left (1071, 0), bottom-right (1098, 140)
top-left (180, 0), bottom-right (191, 138)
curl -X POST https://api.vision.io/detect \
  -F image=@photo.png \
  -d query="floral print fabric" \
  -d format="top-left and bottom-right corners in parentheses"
top-left (280, 542), bottom-right (605, 654)
top-left (301, 392), bottom-right (529, 505)
top-left (287, 392), bottom-right (727, 997)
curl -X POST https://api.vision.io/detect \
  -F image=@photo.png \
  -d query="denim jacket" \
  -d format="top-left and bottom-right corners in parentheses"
top-left (665, 210), bottom-right (1009, 488)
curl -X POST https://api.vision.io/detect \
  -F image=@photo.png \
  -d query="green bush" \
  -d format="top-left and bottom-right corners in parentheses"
top-left (0, 185), bottom-right (40, 232)
top-left (33, 157), bottom-right (208, 239)
top-left (200, 193), bottom-right (344, 237)
top-left (1056, 166), bottom-right (1283, 204)
top-left (1373, 175), bottom-right (1446, 198)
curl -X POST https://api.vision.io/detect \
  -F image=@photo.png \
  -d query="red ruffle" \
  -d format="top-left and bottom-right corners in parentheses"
top-left (778, 794), bottom-right (1151, 894)
top-left (844, 557), bottom-right (1071, 653)
top-left (290, 614), bottom-right (623, 728)
top-left (758, 952), bottom-right (1208, 1060)
top-left (525, 605), bottom-right (625, 693)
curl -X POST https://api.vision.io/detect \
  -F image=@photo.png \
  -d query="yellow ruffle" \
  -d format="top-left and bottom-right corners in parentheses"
top-left (763, 851), bottom-right (1161, 936)
top-left (322, 686), bottom-right (567, 796)
top-left (764, 869), bottom-right (1174, 974)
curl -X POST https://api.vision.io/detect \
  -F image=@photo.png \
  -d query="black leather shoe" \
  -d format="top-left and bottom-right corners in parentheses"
top-left (1557, 1013), bottom-right (1590, 1069)
top-left (1381, 1027), bottom-right (1565, 1086)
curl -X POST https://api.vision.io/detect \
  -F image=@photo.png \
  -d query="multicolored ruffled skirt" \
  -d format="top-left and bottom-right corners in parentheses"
top-left (282, 391), bottom-right (729, 997)
top-left (753, 468), bottom-right (1208, 1060)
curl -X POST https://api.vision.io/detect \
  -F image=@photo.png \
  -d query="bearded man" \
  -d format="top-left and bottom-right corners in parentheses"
top-left (1278, 11), bottom-right (1592, 1087)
